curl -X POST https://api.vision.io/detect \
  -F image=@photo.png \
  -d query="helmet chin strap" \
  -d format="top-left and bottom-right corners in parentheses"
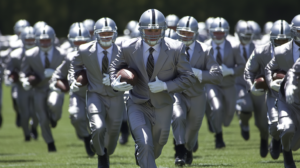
top-left (213, 38), bottom-right (225, 45)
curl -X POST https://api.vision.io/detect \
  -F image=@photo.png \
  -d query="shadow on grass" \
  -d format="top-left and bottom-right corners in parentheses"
top-left (260, 160), bottom-right (300, 164)
top-left (190, 163), bottom-right (233, 167)
top-left (0, 159), bottom-right (37, 163)
top-left (66, 143), bottom-right (83, 147)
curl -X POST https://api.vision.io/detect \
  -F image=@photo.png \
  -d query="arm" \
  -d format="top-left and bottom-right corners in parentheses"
top-left (265, 57), bottom-right (279, 89)
top-left (165, 44), bottom-right (197, 93)
top-left (109, 47), bottom-right (128, 82)
top-left (286, 58), bottom-right (300, 87)
top-left (244, 50), bottom-right (260, 91)
top-left (50, 57), bottom-right (71, 83)
top-left (70, 50), bottom-right (84, 80)
top-left (201, 47), bottom-right (223, 84)
top-left (232, 49), bottom-right (246, 76)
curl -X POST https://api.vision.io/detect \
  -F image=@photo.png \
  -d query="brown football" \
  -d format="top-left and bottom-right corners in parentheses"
top-left (254, 76), bottom-right (268, 90)
top-left (116, 68), bottom-right (138, 86)
top-left (55, 79), bottom-right (70, 93)
top-left (9, 71), bottom-right (19, 83)
top-left (76, 70), bottom-right (88, 87)
top-left (272, 70), bottom-right (286, 80)
top-left (27, 74), bottom-right (41, 86)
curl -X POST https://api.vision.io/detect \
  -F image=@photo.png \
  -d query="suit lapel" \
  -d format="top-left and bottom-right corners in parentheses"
top-left (222, 40), bottom-right (231, 63)
top-left (89, 41), bottom-right (102, 74)
top-left (35, 48), bottom-right (45, 70)
top-left (190, 42), bottom-right (202, 67)
top-left (286, 41), bottom-right (294, 67)
top-left (150, 39), bottom-right (170, 81)
top-left (249, 42), bottom-right (255, 56)
top-left (132, 39), bottom-right (148, 81)
top-left (50, 47), bottom-right (60, 68)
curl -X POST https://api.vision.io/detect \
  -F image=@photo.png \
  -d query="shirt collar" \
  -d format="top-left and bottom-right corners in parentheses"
top-left (187, 41), bottom-right (195, 51)
top-left (240, 43), bottom-right (250, 50)
top-left (143, 41), bottom-right (160, 53)
top-left (42, 46), bottom-right (54, 55)
top-left (293, 41), bottom-right (300, 52)
top-left (212, 40), bottom-right (225, 50)
top-left (97, 43), bottom-right (113, 55)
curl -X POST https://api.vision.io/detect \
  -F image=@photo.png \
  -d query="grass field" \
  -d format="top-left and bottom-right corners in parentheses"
top-left (0, 85), bottom-right (299, 168)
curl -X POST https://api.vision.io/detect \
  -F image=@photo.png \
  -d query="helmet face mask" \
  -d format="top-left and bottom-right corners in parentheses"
top-left (141, 28), bottom-right (164, 46)
top-left (210, 30), bottom-right (228, 44)
top-left (39, 39), bottom-right (52, 51)
top-left (94, 17), bottom-right (118, 48)
top-left (95, 31), bottom-right (115, 47)
top-left (238, 33), bottom-right (253, 45)
top-left (24, 38), bottom-right (36, 49)
top-left (270, 20), bottom-right (292, 47)
top-left (177, 30), bottom-right (195, 46)
top-left (21, 26), bottom-right (36, 49)
top-left (176, 16), bottom-right (199, 46)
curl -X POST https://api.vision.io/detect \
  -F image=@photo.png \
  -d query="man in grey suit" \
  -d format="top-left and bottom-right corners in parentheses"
top-left (20, 25), bottom-right (66, 152)
top-left (109, 9), bottom-right (197, 168)
top-left (71, 18), bottom-right (126, 168)
top-left (204, 17), bottom-right (245, 148)
top-left (245, 20), bottom-right (292, 160)
top-left (5, 26), bottom-right (38, 141)
top-left (234, 21), bottom-right (269, 157)
top-left (172, 16), bottom-right (222, 166)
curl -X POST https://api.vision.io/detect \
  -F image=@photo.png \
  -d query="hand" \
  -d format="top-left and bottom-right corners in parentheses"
top-left (250, 82), bottom-right (265, 96)
top-left (70, 80), bottom-right (81, 92)
top-left (102, 73), bottom-right (110, 86)
top-left (22, 78), bottom-right (32, 91)
top-left (111, 75), bottom-right (133, 91)
top-left (270, 79), bottom-right (283, 92)
top-left (49, 81), bottom-right (62, 93)
top-left (148, 76), bottom-right (167, 93)
top-left (286, 85), bottom-right (297, 104)
top-left (221, 64), bottom-right (234, 77)
top-left (4, 77), bottom-right (13, 86)
top-left (44, 68), bottom-right (55, 78)
top-left (192, 68), bottom-right (202, 82)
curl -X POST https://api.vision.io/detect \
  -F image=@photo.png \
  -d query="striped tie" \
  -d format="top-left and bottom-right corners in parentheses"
top-left (147, 47), bottom-right (155, 80)
top-left (45, 52), bottom-right (50, 68)
top-left (186, 46), bottom-right (190, 61)
top-left (102, 50), bottom-right (109, 74)
top-left (216, 46), bottom-right (222, 65)
top-left (243, 47), bottom-right (248, 61)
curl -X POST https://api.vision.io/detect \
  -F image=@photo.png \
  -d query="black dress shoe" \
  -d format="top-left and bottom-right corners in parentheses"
top-left (215, 132), bottom-right (226, 149)
top-left (260, 138), bottom-right (268, 158)
top-left (283, 150), bottom-right (296, 168)
top-left (186, 150), bottom-right (193, 165)
top-left (30, 127), bottom-right (38, 140)
top-left (98, 148), bottom-right (109, 168)
top-left (25, 135), bottom-right (31, 141)
top-left (119, 122), bottom-right (129, 145)
top-left (84, 136), bottom-right (95, 157)
top-left (50, 119), bottom-right (57, 128)
top-left (174, 144), bottom-right (186, 166)
top-left (16, 113), bottom-right (21, 127)
top-left (241, 129), bottom-right (250, 141)
top-left (134, 144), bottom-right (139, 166)
top-left (48, 142), bottom-right (57, 152)
top-left (193, 141), bottom-right (198, 153)
top-left (270, 138), bottom-right (281, 159)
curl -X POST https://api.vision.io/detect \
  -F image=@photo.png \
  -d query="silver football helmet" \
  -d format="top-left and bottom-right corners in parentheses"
top-left (248, 21), bottom-right (261, 40)
top-left (123, 20), bottom-right (138, 36)
top-left (291, 14), bottom-right (300, 43)
top-left (14, 19), bottom-right (30, 36)
top-left (264, 21), bottom-right (273, 34)
top-left (176, 16), bottom-right (198, 46)
top-left (165, 14), bottom-right (179, 30)
top-left (20, 26), bottom-right (36, 49)
top-left (205, 17), bottom-right (214, 32)
top-left (130, 25), bottom-right (140, 38)
top-left (270, 20), bottom-right (291, 47)
top-left (94, 17), bottom-right (118, 47)
top-left (35, 25), bottom-right (56, 52)
top-left (68, 22), bottom-right (91, 49)
top-left (165, 28), bottom-right (178, 40)
top-left (33, 21), bottom-right (47, 31)
top-left (235, 21), bottom-right (254, 45)
top-left (139, 9), bottom-right (167, 46)
top-left (209, 17), bottom-right (230, 44)
top-left (83, 19), bottom-right (95, 36)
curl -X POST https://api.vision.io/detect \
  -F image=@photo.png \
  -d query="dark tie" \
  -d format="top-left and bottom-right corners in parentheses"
top-left (45, 52), bottom-right (50, 68)
top-left (102, 50), bottom-right (109, 74)
top-left (147, 47), bottom-right (155, 80)
top-left (186, 47), bottom-right (190, 61)
top-left (243, 47), bottom-right (248, 61)
top-left (216, 46), bottom-right (222, 65)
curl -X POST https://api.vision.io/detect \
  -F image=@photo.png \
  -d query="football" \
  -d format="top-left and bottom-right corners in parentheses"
top-left (27, 74), bottom-right (41, 87)
top-left (55, 79), bottom-right (70, 93)
top-left (254, 76), bottom-right (268, 90)
top-left (9, 71), bottom-right (19, 83)
top-left (116, 68), bottom-right (138, 86)
top-left (272, 70), bottom-right (286, 80)
top-left (76, 70), bottom-right (88, 87)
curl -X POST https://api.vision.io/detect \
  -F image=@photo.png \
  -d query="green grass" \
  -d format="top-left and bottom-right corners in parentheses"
top-left (0, 84), bottom-right (299, 168)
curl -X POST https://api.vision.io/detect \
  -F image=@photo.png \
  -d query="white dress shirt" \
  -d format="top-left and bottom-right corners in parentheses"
top-left (270, 44), bottom-right (274, 58)
top-left (211, 41), bottom-right (225, 61)
top-left (239, 43), bottom-right (250, 59)
top-left (40, 46), bottom-right (53, 67)
top-left (186, 41), bottom-right (195, 61)
top-left (293, 41), bottom-right (300, 63)
top-left (143, 41), bottom-right (161, 67)
top-left (97, 43), bottom-right (113, 71)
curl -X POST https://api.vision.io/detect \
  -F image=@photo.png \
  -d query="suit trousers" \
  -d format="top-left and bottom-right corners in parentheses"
top-left (127, 98), bottom-right (172, 168)
top-left (47, 91), bottom-right (64, 122)
top-left (206, 84), bottom-right (236, 133)
top-left (236, 85), bottom-right (269, 140)
top-left (86, 91), bottom-right (125, 156)
top-left (69, 92), bottom-right (89, 138)
top-left (266, 92), bottom-right (280, 140)
top-left (172, 93), bottom-right (206, 151)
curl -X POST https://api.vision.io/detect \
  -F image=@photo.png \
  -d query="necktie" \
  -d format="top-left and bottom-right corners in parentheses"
top-left (45, 52), bottom-right (50, 68)
top-left (102, 50), bottom-right (109, 73)
top-left (186, 47), bottom-right (190, 61)
top-left (216, 46), bottom-right (222, 65)
top-left (243, 47), bottom-right (248, 61)
top-left (147, 47), bottom-right (155, 80)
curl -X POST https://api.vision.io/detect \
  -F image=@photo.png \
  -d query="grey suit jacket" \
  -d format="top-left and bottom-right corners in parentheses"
top-left (234, 42), bottom-right (255, 87)
top-left (109, 37), bottom-right (197, 109)
top-left (71, 40), bottom-right (123, 97)
top-left (205, 39), bottom-right (246, 87)
top-left (182, 41), bottom-right (222, 97)
top-left (244, 42), bottom-right (273, 91)
top-left (265, 41), bottom-right (295, 98)
top-left (21, 46), bottom-right (66, 90)
top-left (6, 47), bottom-right (26, 85)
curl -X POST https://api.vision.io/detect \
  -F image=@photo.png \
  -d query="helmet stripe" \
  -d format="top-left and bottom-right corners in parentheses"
top-left (219, 18), bottom-right (221, 27)
top-left (43, 25), bottom-right (46, 34)
top-left (105, 17), bottom-right (108, 26)
top-left (151, 9), bottom-right (155, 24)
top-left (186, 16), bottom-right (191, 27)
top-left (78, 23), bottom-right (82, 36)
top-left (280, 20), bottom-right (283, 34)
